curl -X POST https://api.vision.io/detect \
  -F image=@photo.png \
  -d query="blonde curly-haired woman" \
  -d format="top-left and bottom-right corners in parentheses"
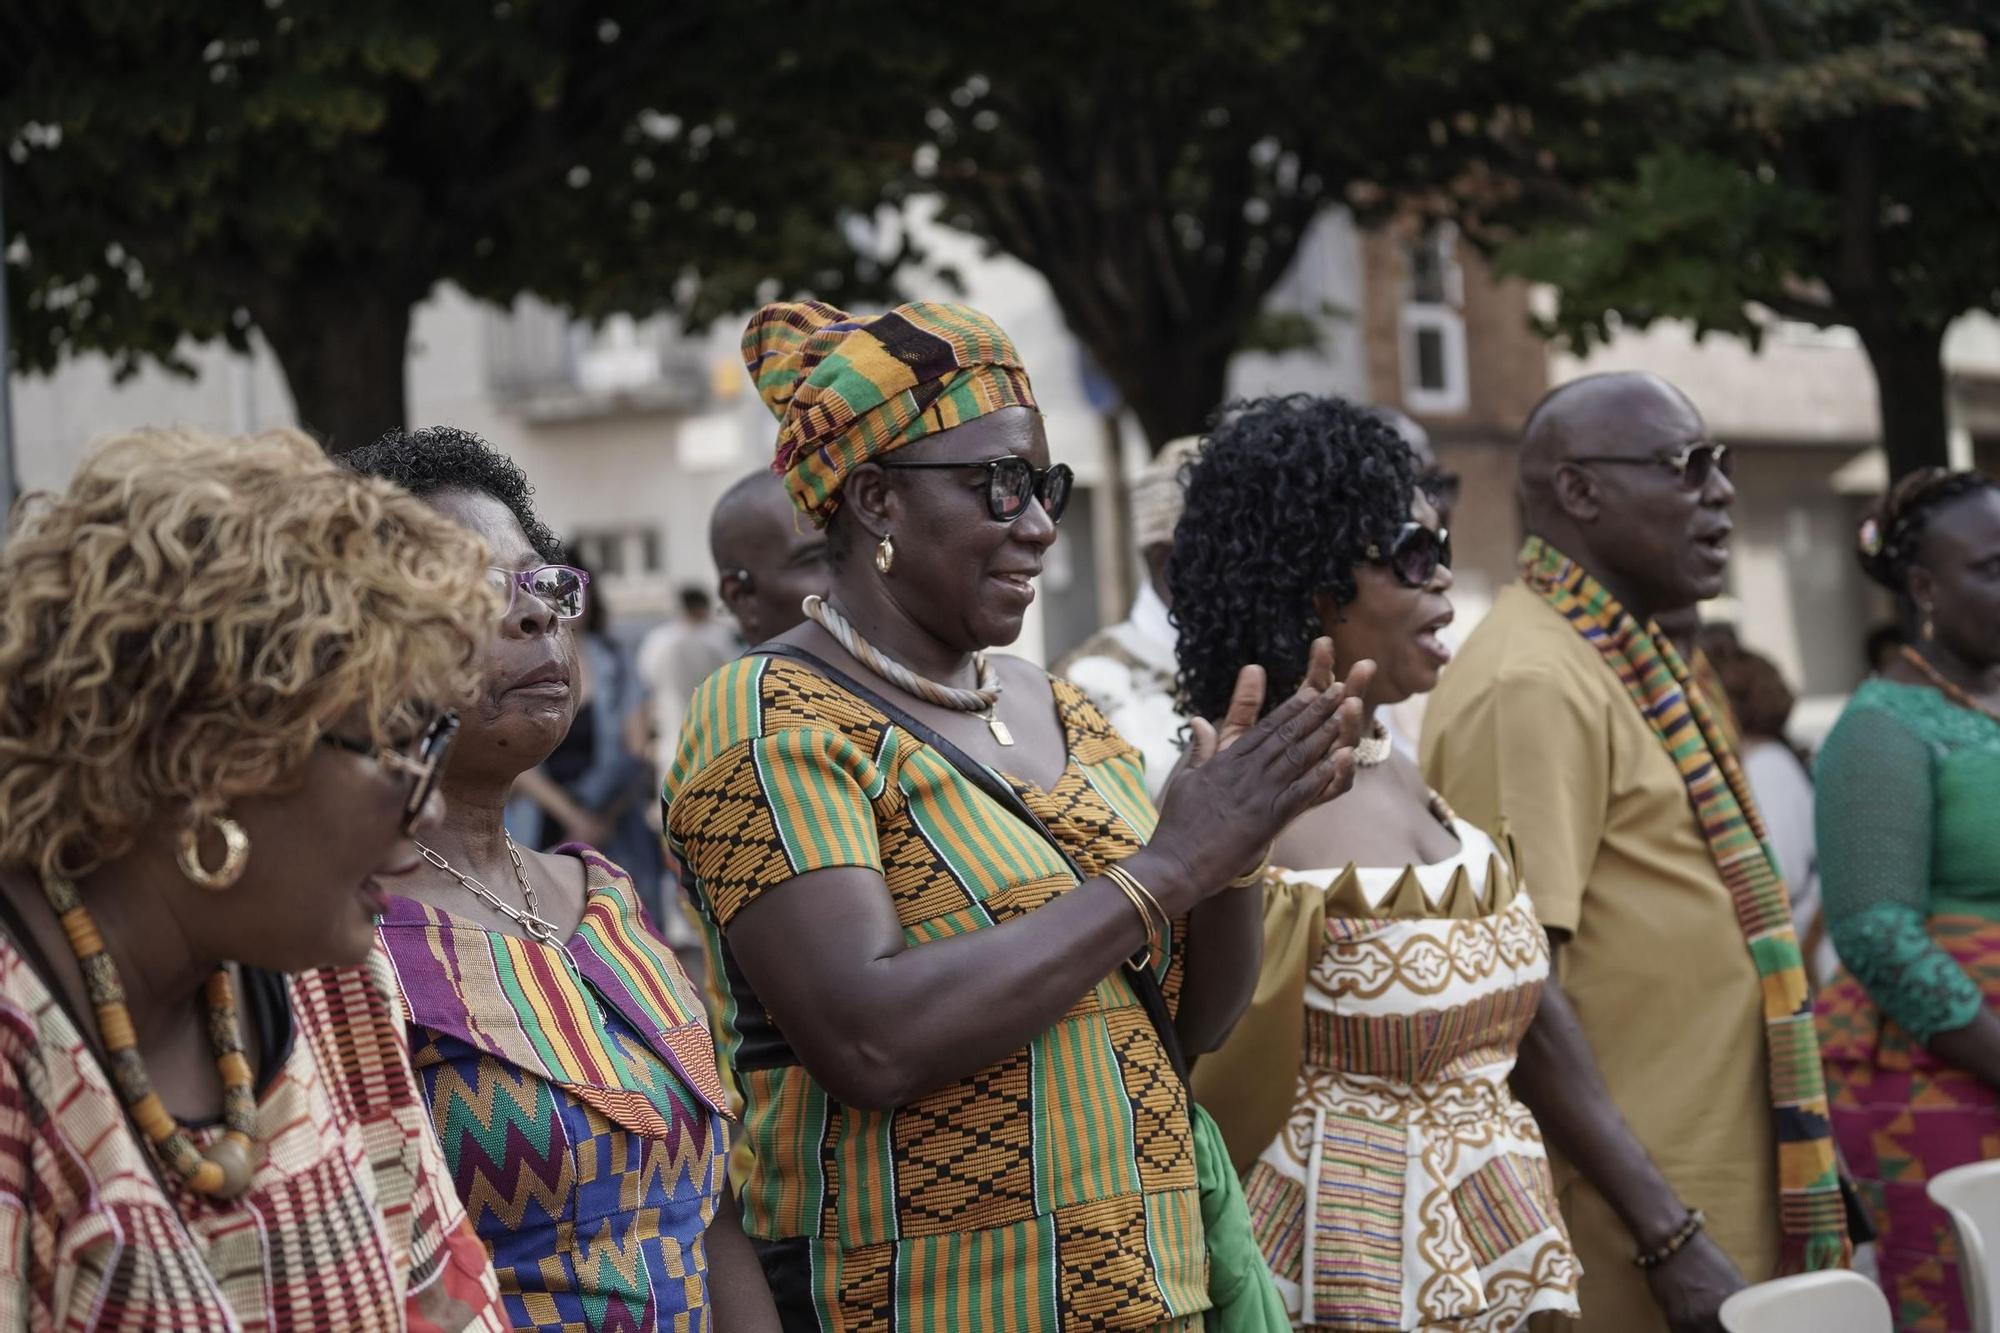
top-left (0, 429), bottom-right (506, 1331)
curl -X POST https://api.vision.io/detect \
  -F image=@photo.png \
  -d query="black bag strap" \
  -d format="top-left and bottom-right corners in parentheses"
top-left (754, 643), bottom-right (1192, 1084)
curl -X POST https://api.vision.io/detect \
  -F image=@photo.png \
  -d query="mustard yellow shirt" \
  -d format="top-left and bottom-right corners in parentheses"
top-left (1421, 581), bottom-right (1777, 1331)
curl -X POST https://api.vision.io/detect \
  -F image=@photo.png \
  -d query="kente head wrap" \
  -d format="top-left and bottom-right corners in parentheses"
top-left (741, 299), bottom-right (1038, 525)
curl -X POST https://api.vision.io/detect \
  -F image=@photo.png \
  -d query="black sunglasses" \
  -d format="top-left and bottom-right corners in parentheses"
top-left (879, 457), bottom-right (1074, 524)
top-left (1570, 442), bottom-right (1733, 491)
top-left (322, 712), bottom-right (460, 833)
top-left (1367, 523), bottom-right (1452, 588)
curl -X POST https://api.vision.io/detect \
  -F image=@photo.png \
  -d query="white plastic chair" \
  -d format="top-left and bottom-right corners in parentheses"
top-left (1719, 1269), bottom-right (1891, 1333)
top-left (1930, 1158), bottom-right (2000, 1333)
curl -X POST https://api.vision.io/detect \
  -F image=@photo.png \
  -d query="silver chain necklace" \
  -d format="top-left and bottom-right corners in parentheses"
top-left (415, 832), bottom-right (562, 943)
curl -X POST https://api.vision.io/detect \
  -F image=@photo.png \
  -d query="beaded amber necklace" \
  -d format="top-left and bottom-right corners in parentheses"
top-left (42, 872), bottom-right (257, 1198)
top-left (1901, 645), bottom-right (2000, 726)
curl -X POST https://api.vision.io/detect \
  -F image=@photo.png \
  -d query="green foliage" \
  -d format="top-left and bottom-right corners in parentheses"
top-left (1, 1), bottom-right (904, 384)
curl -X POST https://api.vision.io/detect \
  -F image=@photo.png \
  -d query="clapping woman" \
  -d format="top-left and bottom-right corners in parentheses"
top-left (664, 300), bottom-right (1367, 1331)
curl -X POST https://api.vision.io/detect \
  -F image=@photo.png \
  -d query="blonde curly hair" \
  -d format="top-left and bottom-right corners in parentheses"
top-left (0, 427), bottom-right (501, 881)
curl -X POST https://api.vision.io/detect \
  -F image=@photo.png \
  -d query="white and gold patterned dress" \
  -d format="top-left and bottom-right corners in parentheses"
top-left (1241, 817), bottom-right (1581, 1331)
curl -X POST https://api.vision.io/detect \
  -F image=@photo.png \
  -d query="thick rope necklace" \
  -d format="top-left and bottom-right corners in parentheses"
top-left (415, 832), bottom-right (562, 942)
top-left (41, 872), bottom-right (258, 1198)
top-left (803, 594), bottom-right (1014, 745)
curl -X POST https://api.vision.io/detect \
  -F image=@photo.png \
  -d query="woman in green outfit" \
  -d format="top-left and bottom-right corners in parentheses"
top-left (666, 299), bottom-right (1369, 1332)
top-left (1815, 467), bottom-right (2000, 1331)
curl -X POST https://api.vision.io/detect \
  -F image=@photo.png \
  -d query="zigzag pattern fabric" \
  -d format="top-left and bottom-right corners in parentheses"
top-left (379, 853), bottom-right (728, 1332)
top-left (741, 299), bottom-right (1037, 525)
top-left (1520, 536), bottom-right (1848, 1270)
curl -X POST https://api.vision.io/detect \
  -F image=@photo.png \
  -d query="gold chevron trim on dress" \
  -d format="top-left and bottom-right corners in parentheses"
top-left (1281, 827), bottom-right (1525, 923)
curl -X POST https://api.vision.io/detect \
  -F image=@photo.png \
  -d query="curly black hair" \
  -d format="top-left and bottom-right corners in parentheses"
top-left (340, 425), bottom-right (565, 563)
top-left (1858, 467), bottom-right (1998, 599)
top-left (1169, 394), bottom-right (1418, 721)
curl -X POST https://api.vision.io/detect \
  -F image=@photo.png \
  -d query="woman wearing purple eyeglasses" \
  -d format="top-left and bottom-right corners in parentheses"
top-left (342, 427), bottom-right (780, 1333)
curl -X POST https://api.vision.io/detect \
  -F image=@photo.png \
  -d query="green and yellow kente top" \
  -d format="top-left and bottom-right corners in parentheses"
top-left (664, 655), bottom-right (1208, 1333)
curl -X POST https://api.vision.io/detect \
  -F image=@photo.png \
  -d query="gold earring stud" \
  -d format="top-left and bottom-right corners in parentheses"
top-left (178, 815), bottom-right (250, 890)
top-left (875, 533), bottom-right (896, 575)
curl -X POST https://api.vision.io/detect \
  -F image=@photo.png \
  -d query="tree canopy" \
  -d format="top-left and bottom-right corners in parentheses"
top-left (1453, 0), bottom-right (2000, 477)
top-left (1, 0), bottom-right (904, 448)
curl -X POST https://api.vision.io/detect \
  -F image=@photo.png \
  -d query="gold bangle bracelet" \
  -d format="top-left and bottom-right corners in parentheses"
top-left (1104, 868), bottom-right (1162, 969)
top-left (1104, 864), bottom-right (1166, 969)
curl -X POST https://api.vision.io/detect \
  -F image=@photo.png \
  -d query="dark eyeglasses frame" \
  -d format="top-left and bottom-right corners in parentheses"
top-left (877, 458), bottom-right (1075, 524)
top-left (490, 564), bottom-right (591, 620)
top-left (1418, 468), bottom-right (1461, 511)
top-left (1366, 522), bottom-right (1453, 589)
top-left (321, 712), bottom-right (460, 833)
top-left (1569, 442), bottom-right (1733, 491)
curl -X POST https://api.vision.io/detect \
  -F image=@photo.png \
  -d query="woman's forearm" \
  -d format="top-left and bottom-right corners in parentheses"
top-left (706, 1189), bottom-right (781, 1333)
top-left (1929, 1007), bottom-right (2000, 1088)
top-left (1176, 880), bottom-right (1263, 1054)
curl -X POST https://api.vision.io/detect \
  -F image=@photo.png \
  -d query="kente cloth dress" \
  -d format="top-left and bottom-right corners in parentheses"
top-left (378, 849), bottom-right (730, 1333)
top-left (665, 656), bottom-right (1210, 1333)
top-left (1238, 819), bottom-right (1580, 1331)
top-left (1815, 678), bottom-right (2000, 1332)
top-left (0, 943), bottom-right (503, 1331)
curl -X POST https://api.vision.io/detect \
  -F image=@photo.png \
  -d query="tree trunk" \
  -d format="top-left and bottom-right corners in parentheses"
top-left (1109, 337), bottom-right (1234, 453)
top-left (1855, 317), bottom-right (1951, 483)
top-left (255, 281), bottom-right (414, 453)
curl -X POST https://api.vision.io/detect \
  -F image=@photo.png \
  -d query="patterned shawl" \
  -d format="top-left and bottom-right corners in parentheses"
top-left (1520, 535), bottom-right (1848, 1271)
top-left (741, 299), bottom-right (1037, 525)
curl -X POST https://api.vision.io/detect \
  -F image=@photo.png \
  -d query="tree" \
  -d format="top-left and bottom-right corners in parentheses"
top-left (1452, 0), bottom-right (2000, 478)
top-left (1, 1), bottom-right (904, 449)
top-left (895, 2), bottom-right (1493, 450)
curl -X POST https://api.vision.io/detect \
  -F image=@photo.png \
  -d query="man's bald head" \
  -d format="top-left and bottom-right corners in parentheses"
top-left (709, 469), bottom-right (828, 645)
top-left (1514, 371), bottom-right (1733, 623)
top-left (1519, 372), bottom-right (1701, 516)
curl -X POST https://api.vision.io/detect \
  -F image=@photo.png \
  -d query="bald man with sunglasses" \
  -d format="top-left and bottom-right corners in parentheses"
top-left (1421, 373), bottom-right (1841, 1333)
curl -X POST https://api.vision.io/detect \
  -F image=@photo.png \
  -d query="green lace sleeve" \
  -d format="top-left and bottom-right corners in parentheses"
top-left (1816, 703), bottom-right (1984, 1042)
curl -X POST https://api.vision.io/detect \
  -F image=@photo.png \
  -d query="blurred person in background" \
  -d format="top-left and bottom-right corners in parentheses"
top-left (640, 585), bottom-right (740, 777)
top-left (710, 468), bottom-right (830, 651)
top-left (0, 428), bottom-right (502, 1329)
top-left (345, 427), bottom-right (778, 1333)
top-left (1816, 468), bottom-right (2000, 1331)
top-left (1424, 373), bottom-right (1850, 1332)
top-left (1175, 395), bottom-right (1583, 1330)
top-left (1717, 649), bottom-right (1832, 985)
top-left (1054, 435), bottom-right (1204, 796)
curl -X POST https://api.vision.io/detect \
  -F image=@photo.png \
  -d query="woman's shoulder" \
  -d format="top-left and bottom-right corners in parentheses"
top-left (1826, 676), bottom-right (1995, 755)
top-left (667, 652), bottom-right (891, 792)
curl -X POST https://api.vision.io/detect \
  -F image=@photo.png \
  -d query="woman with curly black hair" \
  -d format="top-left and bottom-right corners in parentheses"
top-left (1815, 467), bottom-right (2000, 1329)
top-left (1178, 395), bottom-right (1583, 1330)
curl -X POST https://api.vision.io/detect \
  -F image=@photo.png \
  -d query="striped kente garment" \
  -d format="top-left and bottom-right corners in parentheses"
top-left (664, 655), bottom-right (1208, 1333)
top-left (0, 945), bottom-right (503, 1331)
top-left (1520, 535), bottom-right (1847, 1270)
top-left (378, 851), bottom-right (728, 1333)
top-left (1236, 820), bottom-right (1580, 1330)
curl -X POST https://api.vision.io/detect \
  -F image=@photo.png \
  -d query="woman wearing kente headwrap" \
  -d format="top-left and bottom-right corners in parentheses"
top-left (665, 299), bottom-right (1371, 1332)
top-left (1816, 468), bottom-right (2000, 1331)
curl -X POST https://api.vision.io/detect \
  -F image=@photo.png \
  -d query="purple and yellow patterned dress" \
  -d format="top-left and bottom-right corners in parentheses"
top-left (378, 849), bottom-right (730, 1333)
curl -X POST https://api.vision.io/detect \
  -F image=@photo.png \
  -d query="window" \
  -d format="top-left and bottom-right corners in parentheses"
top-left (1399, 223), bottom-right (1469, 415)
top-left (568, 527), bottom-right (665, 579)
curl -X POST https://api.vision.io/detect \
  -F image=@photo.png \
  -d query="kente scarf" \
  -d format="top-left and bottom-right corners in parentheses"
top-left (1521, 535), bottom-right (1848, 1270)
top-left (741, 299), bottom-right (1037, 525)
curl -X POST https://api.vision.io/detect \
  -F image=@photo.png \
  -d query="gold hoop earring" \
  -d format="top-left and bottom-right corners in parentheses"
top-left (875, 533), bottom-right (896, 575)
top-left (178, 815), bottom-right (250, 890)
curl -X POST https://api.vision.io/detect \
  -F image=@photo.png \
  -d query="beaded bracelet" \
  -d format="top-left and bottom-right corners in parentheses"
top-left (1632, 1209), bottom-right (1706, 1270)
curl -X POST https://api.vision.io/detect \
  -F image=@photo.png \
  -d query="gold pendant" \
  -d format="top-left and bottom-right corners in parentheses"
top-left (986, 712), bottom-right (1015, 746)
